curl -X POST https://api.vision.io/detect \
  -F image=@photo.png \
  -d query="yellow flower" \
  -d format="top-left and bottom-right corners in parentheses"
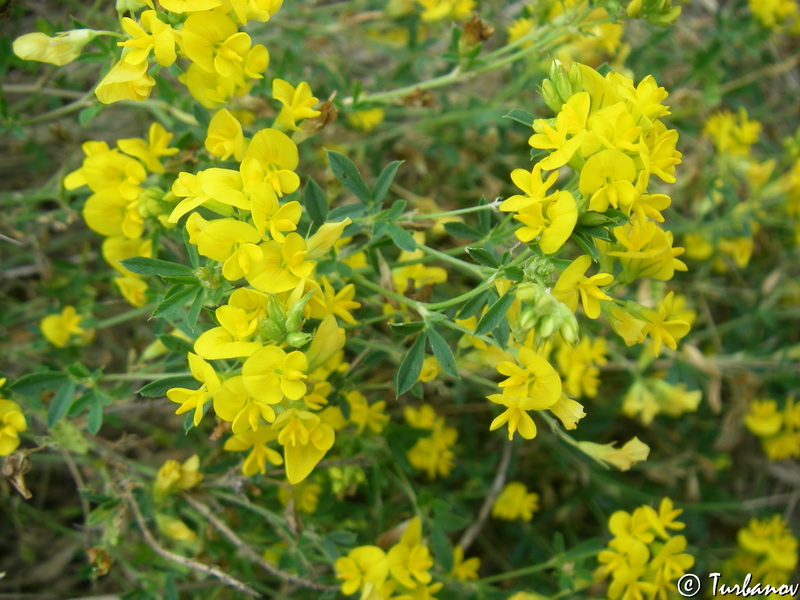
top-left (548, 395), bottom-right (586, 430)
top-left (492, 482), bottom-right (539, 521)
top-left (180, 63), bottom-right (238, 109)
top-left (117, 122), bottom-right (179, 173)
top-left (278, 480), bottom-right (322, 513)
top-left (205, 109), bottom-right (247, 161)
top-left (153, 455), bottom-right (203, 497)
top-left (242, 345), bottom-right (308, 404)
top-left (336, 545), bottom-right (390, 596)
top-left (95, 57), bottom-right (156, 104)
top-left (273, 79), bottom-right (321, 131)
top-left (388, 517), bottom-right (434, 589)
top-left (529, 91), bottom-right (590, 170)
top-left (640, 291), bottom-right (691, 357)
top-left (40, 306), bottom-right (85, 348)
top-left (744, 399), bottom-right (783, 437)
top-left (347, 108), bottom-right (385, 132)
top-left (346, 391), bottom-right (389, 434)
top-left (579, 148), bottom-right (639, 213)
top-left (166, 353), bottom-right (221, 426)
top-left (156, 515), bottom-right (196, 542)
top-left (578, 436), bottom-right (650, 470)
top-left (13, 29), bottom-right (96, 66)
top-left (241, 129), bottom-right (300, 197)
top-left (214, 376), bottom-right (277, 433)
top-left (224, 427), bottom-right (283, 476)
top-left (552, 255), bottom-right (614, 319)
top-left (223, 0), bottom-right (284, 24)
top-left (703, 108), bottom-right (761, 156)
top-left (609, 221), bottom-right (687, 282)
top-left (512, 190), bottom-right (578, 253)
top-left (500, 163), bottom-right (559, 213)
top-left (275, 409), bottom-right (335, 484)
top-left (450, 545), bottom-right (480, 580)
top-left (0, 399), bottom-right (27, 456)
top-left (160, 0), bottom-right (222, 12)
top-left (118, 10), bottom-right (177, 67)
top-left (417, 357), bottom-right (441, 383)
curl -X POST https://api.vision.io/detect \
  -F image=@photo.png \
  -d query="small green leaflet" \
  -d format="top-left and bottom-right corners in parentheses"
top-left (47, 380), bottom-right (77, 428)
top-left (120, 257), bottom-right (194, 278)
top-left (326, 150), bottom-right (371, 203)
top-left (372, 160), bottom-right (404, 207)
top-left (475, 290), bottom-right (514, 336)
top-left (304, 178), bottom-right (329, 227)
top-left (395, 332), bottom-right (427, 396)
top-left (427, 325), bottom-right (459, 378)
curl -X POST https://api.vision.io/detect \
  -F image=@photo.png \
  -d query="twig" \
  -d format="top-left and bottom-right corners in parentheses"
top-left (458, 440), bottom-right (513, 552)
top-left (121, 488), bottom-right (261, 598)
top-left (183, 494), bottom-right (339, 592)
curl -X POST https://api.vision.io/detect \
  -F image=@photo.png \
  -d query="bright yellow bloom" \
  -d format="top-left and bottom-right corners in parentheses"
top-left (500, 163), bottom-right (559, 213)
top-left (241, 129), bottom-right (300, 197)
top-left (214, 376), bottom-right (277, 433)
top-left (275, 409), bottom-right (335, 484)
top-left (578, 436), bottom-right (650, 470)
top-left (0, 399), bottom-right (27, 456)
top-left (205, 109), bottom-right (247, 161)
top-left (610, 221), bottom-right (687, 282)
top-left (307, 276), bottom-right (360, 325)
top-left (95, 57), bottom-right (156, 104)
top-left (492, 482), bottom-right (539, 521)
top-left (118, 10), bottom-right (177, 67)
top-left (153, 455), bottom-right (203, 497)
top-left (336, 545), bottom-right (390, 596)
top-left (640, 291), bottom-right (691, 356)
top-left (251, 183), bottom-right (301, 242)
top-left (13, 29), bottom-right (96, 66)
top-left (744, 399), bottom-right (783, 437)
top-left (415, 0), bottom-right (474, 21)
top-left (512, 190), bottom-right (578, 253)
top-left (346, 391), bottom-right (389, 434)
top-left (160, 0), bottom-right (221, 12)
top-left (529, 92), bottom-right (590, 170)
top-left (166, 353), bottom-right (221, 426)
top-left (347, 108), bottom-right (385, 132)
top-left (450, 545), bottom-right (480, 580)
top-left (579, 148), bottom-right (639, 213)
top-left (273, 79), bottom-right (321, 131)
top-left (224, 427), bottom-right (283, 476)
top-left (552, 255), bottom-right (614, 319)
top-left (246, 234), bottom-right (314, 293)
top-left (40, 306), bottom-right (85, 348)
top-left (388, 517), bottom-right (434, 589)
top-left (417, 357), bottom-right (441, 383)
top-left (548, 395), bottom-right (586, 430)
top-left (223, 0), bottom-right (283, 24)
top-left (703, 108), bottom-right (761, 156)
top-left (242, 345), bottom-right (308, 404)
top-left (117, 122), bottom-right (179, 173)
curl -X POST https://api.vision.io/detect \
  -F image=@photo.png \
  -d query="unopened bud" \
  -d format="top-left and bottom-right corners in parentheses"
top-left (267, 296), bottom-right (287, 331)
top-left (286, 332), bottom-right (312, 348)
top-left (285, 291), bottom-right (316, 333)
top-left (258, 318), bottom-right (284, 342)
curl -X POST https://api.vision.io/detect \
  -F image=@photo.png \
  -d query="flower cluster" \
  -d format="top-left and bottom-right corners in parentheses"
top-left (483, 61), bottom-right (694, 449)
top-left (727, 515), bottom-right (798, 586)
top-left (64, 125), bottom-right (178, 306)
top-left (0, 379), bottom-right (27, 457)
top-left (491, 481), bottom-right (539, 522)
top-left (595, 498), bottom-right (695, 600)
top-left (748, 0), bottom-right (800, 34)
top-left (404, 404), bottom-right (458, 479)
top-left (40, 305), bottom-right (92, 348)
top-left (744, 397), bottom-right (800, 460)
top-left (622, 376), bottom-right (702, 426)
top-left (335, 517), bottom-right (440, 600)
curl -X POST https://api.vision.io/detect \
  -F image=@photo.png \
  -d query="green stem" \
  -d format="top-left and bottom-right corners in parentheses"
top-left (401, 202), bottom-right (499, 221)
top-left (17, 92), bottom-right (95, 126)
top-left (475, 548), bottom-right (600, 585)
top-left (103, 371), bottom-right (191, 382)
top-left (94, 304), bottom-right (153, 329)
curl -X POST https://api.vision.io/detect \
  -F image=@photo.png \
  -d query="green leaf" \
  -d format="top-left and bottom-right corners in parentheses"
top-left (372, 160), bottom-right (404, 207)
top-left (503, 266), bottom-right (524, 281)
top-left (457, 290), bottom-right (489, 319)
top-left (78, 104), bottom-right (102, 126)
top-left (66, 363), bottom-right (92, 379)
top-left (138, 375), bottom-right (198, 398)
top-left (390, 321), bottom-right (426, 336)
top-left (157, 334), bottom-right (193, 355)
top-left (395, 332), bottom-right (427, 396)
top-left (186, 286), bottom-right (205, 329)
top-left (443, 221), bottom-right (482, 240)
top-left (120, 257), bottom-right (194, 278)
top-left (328, 203), bottom-right (368, 222)
top-left (571, 231), bottom-right (600, 262)
top-left (504, 108), bottom-right (536, 128)
top-left (192, 104), bottom-right (210, 128)
top-left (47, 380), bottom-right (77, 428)
top-left (430, 525), bottom-right (453, 573)
top-left (387, 224), bottom-right (417, 252)
top-left (478, 196), bottom-right (491, 234)
top-left (576, 225), bottom-right (612, 242)
top-left (304, 178), bottom-right (329, 227)
top-left (475, 291), bottom-right (514, 336)
top-left (327, 150), bottom-right (371, 203)
top-left (87, 398), bottom-right (103, 434)
top-left (9, 371), bottom-right (69, 395)
top-left (383, 199), bottom-right (407, 220)
top-left (465, 246), bottom-right (499, 268)
top-left (427, 326), bottom-right (459, 378)
top-left (152, 284), bottom-right (202, 320)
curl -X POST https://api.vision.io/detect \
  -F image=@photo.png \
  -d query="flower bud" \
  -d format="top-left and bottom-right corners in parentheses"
top-left (285, 291), bottom-right (316, 333)
top-left (258, 318), bottom-right (284, 342)
top-left (267, 296), bottom-right (287, 331)
top-left (13, 29), bottom-right (97, 66)
top-left (286, 331), bottom-right (312, 348)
